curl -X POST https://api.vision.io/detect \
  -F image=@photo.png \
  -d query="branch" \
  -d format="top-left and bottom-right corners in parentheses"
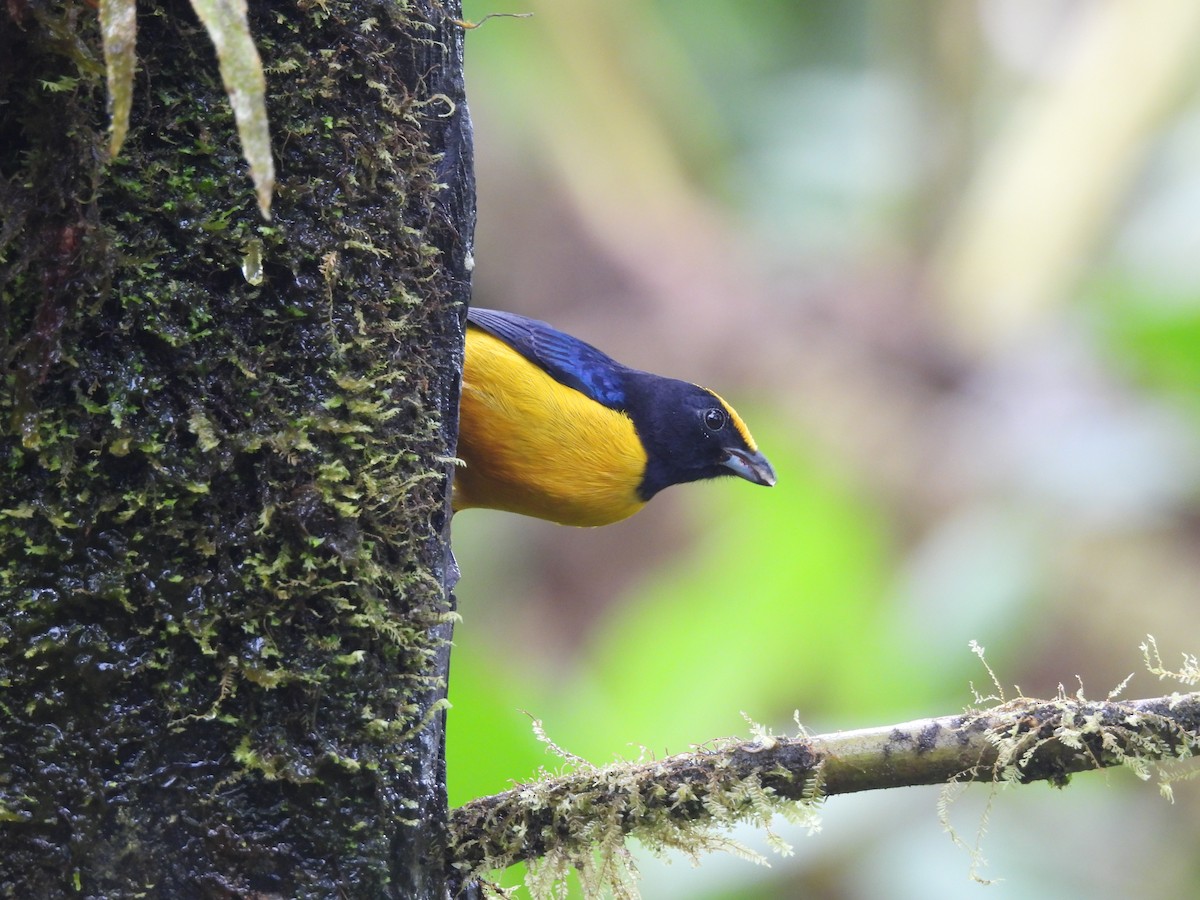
top-left (447, 691), bottom-right (1200, 889)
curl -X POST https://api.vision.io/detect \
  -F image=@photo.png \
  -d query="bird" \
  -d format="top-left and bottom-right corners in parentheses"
top-left (453, 307), bottom-right (776, 526)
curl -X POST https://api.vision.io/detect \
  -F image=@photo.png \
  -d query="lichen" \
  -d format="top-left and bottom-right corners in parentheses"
top-left (940, 639), bottom-right (1200, 884)
top-left (449, 718), bottom-right (823, 900)
top-left (449, 649), bottom-right (1200, 899)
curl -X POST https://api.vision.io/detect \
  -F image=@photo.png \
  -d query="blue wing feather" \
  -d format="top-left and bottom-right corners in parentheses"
top-left (467, 308), bottom-right (628, 408)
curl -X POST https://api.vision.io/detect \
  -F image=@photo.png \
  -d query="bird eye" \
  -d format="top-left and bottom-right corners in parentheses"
top-left (702, 408), bottom-right (726, 431)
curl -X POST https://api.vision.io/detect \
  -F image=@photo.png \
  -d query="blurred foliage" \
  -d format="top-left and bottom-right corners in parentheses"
top-left (449, 0), bottom-right (1200, 897)
top-left (1100, 279), bottom-right (1200, 417)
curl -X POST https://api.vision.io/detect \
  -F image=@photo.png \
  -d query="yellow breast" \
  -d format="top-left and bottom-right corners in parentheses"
top-left (453, 327), bottom-right (649, 526)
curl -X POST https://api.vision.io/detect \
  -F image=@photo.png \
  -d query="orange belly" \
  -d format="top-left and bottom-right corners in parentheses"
top-left (453, 328), bottom-right (648, 526)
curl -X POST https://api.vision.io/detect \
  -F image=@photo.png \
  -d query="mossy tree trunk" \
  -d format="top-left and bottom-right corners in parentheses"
top-left (0, 1), bottom-right (472, 896)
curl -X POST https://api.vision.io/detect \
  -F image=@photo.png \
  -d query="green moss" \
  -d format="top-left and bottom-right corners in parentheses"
top-left (0, 0), bottom-right (469, 895)
top-left (448, 719), bottom-right (823, 899)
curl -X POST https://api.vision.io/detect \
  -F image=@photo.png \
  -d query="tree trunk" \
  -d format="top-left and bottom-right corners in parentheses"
top-left (0, 0), bottom-right (472, 896)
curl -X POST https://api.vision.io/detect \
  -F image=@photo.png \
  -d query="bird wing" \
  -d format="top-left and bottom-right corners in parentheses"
top-left (466, 307), bottom-right (628, 408)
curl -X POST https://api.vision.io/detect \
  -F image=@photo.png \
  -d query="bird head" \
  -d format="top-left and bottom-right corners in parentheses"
top-left (627, 376), bottom-right (776, 501)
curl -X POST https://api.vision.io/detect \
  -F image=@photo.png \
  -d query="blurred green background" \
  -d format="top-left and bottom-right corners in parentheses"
top-left (447, 1), bottom-right (1200, 897)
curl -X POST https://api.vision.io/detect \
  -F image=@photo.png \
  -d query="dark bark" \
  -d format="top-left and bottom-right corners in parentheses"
top-left (0, 1), bottom-right (473, 896)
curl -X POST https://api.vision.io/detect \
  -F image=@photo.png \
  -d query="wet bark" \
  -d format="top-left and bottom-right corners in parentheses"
top-left (0, 1), bottom-right (473, 896)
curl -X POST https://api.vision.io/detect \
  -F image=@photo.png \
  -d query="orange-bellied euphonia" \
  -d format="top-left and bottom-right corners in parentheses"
top-left (453, 308), bottom-right (775, 526)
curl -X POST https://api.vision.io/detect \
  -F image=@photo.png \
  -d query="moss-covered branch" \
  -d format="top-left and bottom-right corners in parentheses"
top-left (447, 691), bottom-right (1200, 892)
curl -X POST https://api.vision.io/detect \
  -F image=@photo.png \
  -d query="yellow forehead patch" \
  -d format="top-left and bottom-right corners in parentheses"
top-left (705, 389), bottom-right (757, 451)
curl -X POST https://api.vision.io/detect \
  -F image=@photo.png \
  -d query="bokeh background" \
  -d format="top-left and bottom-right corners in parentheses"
top-left (447, 1), bottom-right (1200, 897)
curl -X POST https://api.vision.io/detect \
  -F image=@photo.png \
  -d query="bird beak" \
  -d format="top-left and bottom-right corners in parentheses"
top-left (722, 448), bottom-right (776, 487)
